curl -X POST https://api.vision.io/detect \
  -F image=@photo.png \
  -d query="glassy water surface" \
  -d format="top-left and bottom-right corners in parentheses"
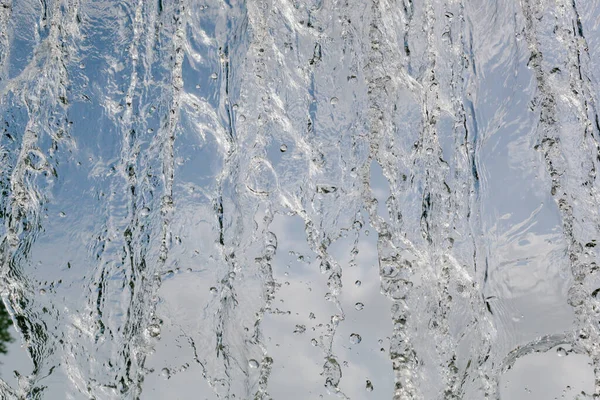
top-left (0, 0), bottom-right (599, 399)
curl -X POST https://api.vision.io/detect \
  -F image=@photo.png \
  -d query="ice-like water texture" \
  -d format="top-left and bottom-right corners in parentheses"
top-left (0, 0), bottom-right (599, 399)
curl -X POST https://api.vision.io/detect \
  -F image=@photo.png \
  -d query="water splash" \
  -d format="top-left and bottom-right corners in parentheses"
top-left (0, 0), bottom-right (598, 399)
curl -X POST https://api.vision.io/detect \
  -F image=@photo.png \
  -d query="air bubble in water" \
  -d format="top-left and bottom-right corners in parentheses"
top-left (349, 333), bottom-right (362, 344)
top-left (355, 302), bottom-right (364, 310)
top-left (249, 359), bottom-right (259, 368)
top-left (280, 144), bottom-right (287, 152)
top-left (246, 158), bottom-right (277, 195)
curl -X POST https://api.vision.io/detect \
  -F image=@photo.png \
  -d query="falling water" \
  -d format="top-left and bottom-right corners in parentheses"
top-left (0, 0), bottom-right (599, 399)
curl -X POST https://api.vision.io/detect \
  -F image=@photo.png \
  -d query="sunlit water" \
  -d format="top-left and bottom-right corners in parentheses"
top-left (0, 0), bottom-right (599, 399)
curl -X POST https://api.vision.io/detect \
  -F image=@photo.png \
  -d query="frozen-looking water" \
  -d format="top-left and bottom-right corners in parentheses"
top-left (0, 0), bottom-right (599, 399)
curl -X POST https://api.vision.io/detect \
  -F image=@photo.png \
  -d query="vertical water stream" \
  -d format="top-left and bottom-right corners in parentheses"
top-left (0, 0), bottom-right (598, 399)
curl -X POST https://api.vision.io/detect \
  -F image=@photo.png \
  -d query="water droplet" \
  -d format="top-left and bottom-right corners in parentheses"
top-left (238, 114), bottom-right (246, 122)
top-left (381, 263), bottom-right (399, 278)
top-left (366, 380), bottom-right (374, 392)
top-left (323, 358), bottom-right (342, 393)
top-left (59, 211), bottom-right (66, 218)
top-left (280, 144), bottom-right (288, 152)
top-left (147, 324), bottom-right (161, 337)
top-left (248, 359), bottom-right (259, 368)
top-left (161, 368), bottom-right (170, 378)
top-left (330, 97), bottom-right (338, 105)
top-left (355, 280), bottom-right (362, 287)
top-left (311, 338), bottom-right (318, 346)
top-left (349, 333), bottom-right (362, 344)
top-left (320, 260), bottom-right (332, 274)
top-left (39, 289), bottom-right (46, 295)
top-left (381, 278), bottom-right (413, 300)
top-left (246, 158), bottom-right (277, 195)
top-left (140, 207), bottom-right (150, 217)
top-left (355, 302), bottom-right (364, 311)
top-left (556, 347), bottom-right (568, 357)
top-left (265, 244), bottom-right (276, 258)
top-left (294, 324), bottom-right (306, 334)
top-left (209, 287), bottom-right (218, 294)
top-left (316, 184), bottom-right (337, 194)
top-left (210, 72), bottom-right (218, 79)
top-left (568, 286), bottom-right (586, 306)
